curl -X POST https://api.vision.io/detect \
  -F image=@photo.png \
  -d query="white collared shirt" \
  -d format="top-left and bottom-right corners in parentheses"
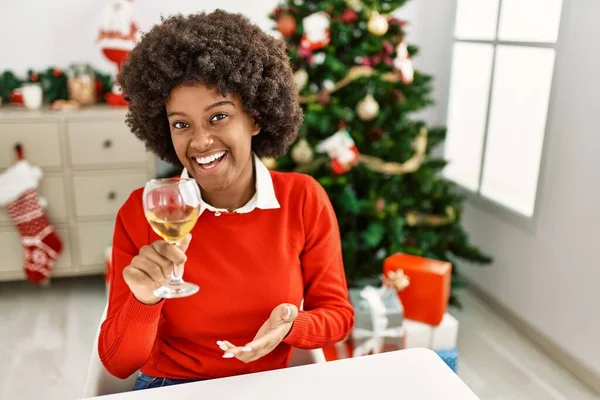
top-left (181, 153), bottom-right (280, 215)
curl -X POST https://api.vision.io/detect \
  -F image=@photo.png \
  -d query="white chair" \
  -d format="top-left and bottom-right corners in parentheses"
top-left (83, 303), bottom-right (327, 397)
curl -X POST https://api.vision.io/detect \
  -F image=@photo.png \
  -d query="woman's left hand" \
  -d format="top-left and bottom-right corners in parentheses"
top-left (218, 303), bottom-right (298, 363)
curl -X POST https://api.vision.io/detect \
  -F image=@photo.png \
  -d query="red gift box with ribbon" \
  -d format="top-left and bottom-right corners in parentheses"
top-left (383, 253), bottom-right (451, 326)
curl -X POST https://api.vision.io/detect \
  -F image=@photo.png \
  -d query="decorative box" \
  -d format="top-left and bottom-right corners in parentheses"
top-left (435, 347), bottom-right (459, 372)
top-left (383, 252), bottom-right (451, 326)
top-left (403, 313), bottom-right (458, 350)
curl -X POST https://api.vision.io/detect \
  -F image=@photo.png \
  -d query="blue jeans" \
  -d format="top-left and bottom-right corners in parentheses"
top-left (132, 372), bottom-right (201, 391)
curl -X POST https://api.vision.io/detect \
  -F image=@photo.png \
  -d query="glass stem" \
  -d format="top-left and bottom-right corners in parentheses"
top-left (170, 240), bottom-right (185, 285)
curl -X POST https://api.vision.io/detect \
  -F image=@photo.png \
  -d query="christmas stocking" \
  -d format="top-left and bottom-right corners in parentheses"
top-left (0, 159), bottom-right (63, 284)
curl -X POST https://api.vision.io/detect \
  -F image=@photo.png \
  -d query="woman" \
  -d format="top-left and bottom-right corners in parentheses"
top-left (99, 10), bottom-right (354, 391)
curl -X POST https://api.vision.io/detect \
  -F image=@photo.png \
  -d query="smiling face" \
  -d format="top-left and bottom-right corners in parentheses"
top-left (166, 84), bottom-right (260, 198)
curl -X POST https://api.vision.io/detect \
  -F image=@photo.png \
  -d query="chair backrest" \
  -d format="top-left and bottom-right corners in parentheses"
top-left (83, 303), bottom-right (327, 397)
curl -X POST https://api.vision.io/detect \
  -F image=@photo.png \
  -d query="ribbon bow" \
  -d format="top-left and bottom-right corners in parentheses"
top-left (383, 269), bottom-right (410, 291)
top-left (352, 286), bottom-right (404, 357)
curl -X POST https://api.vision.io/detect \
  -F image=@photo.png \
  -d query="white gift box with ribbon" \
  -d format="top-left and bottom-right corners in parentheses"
top-left (349, 285), bottom-right (405, 357)
top-left (404, 313), bottom-right (458, 350)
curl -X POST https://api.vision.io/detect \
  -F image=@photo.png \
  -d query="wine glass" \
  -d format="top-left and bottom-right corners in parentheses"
top-left (142, 177), bottom-right (201, 298)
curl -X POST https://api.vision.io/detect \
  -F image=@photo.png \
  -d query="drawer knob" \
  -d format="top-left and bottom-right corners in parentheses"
top-left (103, 139), bottom-right (113, 149)
top-left (107, 191), bottom-right (117, 201)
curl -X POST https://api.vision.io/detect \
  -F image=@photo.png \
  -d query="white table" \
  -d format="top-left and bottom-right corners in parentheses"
top-left (85, 348), bottom-right (480, 399)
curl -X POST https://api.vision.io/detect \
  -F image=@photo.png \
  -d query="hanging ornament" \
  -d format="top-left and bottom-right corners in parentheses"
top-left (375, 198), bottom-right (386, 213)
top-left (393, 40), bottom-right (414, 84)
top-left (312, 52), bottom-right (326, 65)
top-left (301, 12), bottom-right (331, 50)
top-left (277, 14), bottom-right (296, 37)
top-left (322, 80), bottom-right (335, 91)
top-left (261, 157), bottom-right (277, 170)
top-left (293, 69), bottom-right (308, 91)
top-left (392, 89), bottom-right (405, 103)
top-left (341, 8), bottom-right (359, 24)
top-left (370, 127), bottom-right (383, 140)
top-left (309, 83), bottom-right (319, 93)
top-left (367, 12), bottom-right (389, 36)
top-left (344, 0), bottom-right (363, 10)
top-left (316, 127), bottom-right (360, 174)
top-left (356, 93), bottom-right (379, 121)
top-left (291, 139), bottom-right (314, 165)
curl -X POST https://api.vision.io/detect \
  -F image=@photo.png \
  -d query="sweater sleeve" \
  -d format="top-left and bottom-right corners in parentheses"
top-left (98, 190), bottom-right (164, 379)
top-left (283, 176), bottom-right (355, 349)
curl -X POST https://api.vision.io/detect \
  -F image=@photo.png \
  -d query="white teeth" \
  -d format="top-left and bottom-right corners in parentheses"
top-left (195, 151), bottom-right (225, 165)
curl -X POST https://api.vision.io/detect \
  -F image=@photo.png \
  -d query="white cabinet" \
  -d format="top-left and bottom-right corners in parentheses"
top-left (0, 106), bottom-right (157, 281)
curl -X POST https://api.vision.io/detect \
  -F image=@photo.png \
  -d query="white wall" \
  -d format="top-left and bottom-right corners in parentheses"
top-left (459, 0), bottom-right (600, 377)
top-left (0, 0), bottom-right (279, 75)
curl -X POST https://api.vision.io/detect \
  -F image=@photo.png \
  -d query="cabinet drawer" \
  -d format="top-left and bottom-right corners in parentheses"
top-left (78, 222), bottom-right (115, 267)
top-left (0, 123), bottom-right (61, 168)
top-left (67, 121), bottom-right (148, 166)
top-left (0, 227), bottom-right (71, 273)
top-left (0, 175), bottom-right (67, 224)
top-left (73, 172), bottom-right (148, 218)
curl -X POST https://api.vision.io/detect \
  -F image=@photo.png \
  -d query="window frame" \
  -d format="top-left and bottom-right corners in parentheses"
top-left (443, 0), bottom-right (565, 232)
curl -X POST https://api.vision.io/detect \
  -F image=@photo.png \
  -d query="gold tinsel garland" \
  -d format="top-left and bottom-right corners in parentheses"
top-left (299, 66), bottom-right (399, 103)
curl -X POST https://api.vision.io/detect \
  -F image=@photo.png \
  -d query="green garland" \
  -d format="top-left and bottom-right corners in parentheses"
top-left (0, 65), bottom-right (113, 105)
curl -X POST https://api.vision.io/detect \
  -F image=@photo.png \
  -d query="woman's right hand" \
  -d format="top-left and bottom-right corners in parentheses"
top-left (123, 233), bottom-right (192, 305)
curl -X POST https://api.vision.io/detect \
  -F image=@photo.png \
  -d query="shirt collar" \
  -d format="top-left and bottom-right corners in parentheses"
top-left (180, 153), bottom-right (280, 214)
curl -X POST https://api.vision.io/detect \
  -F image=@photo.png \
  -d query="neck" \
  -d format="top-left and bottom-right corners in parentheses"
top-left (201, 156), bottom-right (256, 211)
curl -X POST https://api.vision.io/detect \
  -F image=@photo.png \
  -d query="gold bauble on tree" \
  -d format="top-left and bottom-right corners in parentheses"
top-left (293, 69), bottom-right (309, 91)
top-left (367, 12), bottom-right (389, 36)
top-left (291, 138), bottom-right (314, 164)
top-left (356, 93), bottom-right (380, 120)
top-left (261, 157), bottom-right (277, 170)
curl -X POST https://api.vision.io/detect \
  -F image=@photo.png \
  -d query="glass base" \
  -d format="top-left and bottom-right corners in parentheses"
top-left (153, 281), bottom-right (199, 299)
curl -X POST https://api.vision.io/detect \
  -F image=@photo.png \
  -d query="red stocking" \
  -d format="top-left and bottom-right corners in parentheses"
top-left (0, 155), bottom-right (63, 284)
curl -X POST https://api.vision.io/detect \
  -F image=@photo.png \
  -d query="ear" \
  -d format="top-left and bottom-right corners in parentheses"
top-left (251, 121), bottom-right (261, 137)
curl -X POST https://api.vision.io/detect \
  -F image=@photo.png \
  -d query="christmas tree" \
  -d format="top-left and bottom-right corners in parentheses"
top-left (267, 0), bottom-right (491, 305)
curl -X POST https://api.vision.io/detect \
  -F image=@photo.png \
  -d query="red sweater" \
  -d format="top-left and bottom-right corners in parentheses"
top-left (99, 172), bottom-right (354, 379)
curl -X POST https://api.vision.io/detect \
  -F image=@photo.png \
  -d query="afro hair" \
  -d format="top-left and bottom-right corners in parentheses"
top-left (118, 10), bottom-right (303, 167)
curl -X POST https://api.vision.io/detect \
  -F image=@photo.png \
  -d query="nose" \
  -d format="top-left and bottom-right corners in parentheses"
top-left (189, 130), bottom-right (214, 152)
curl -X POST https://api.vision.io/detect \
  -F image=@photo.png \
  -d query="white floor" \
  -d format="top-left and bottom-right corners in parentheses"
top-left (0, 276), bottom-right (598, 400)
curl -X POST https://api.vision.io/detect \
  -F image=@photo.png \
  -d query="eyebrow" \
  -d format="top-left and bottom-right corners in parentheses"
top-left (167, 100), bottom-right (235, 118)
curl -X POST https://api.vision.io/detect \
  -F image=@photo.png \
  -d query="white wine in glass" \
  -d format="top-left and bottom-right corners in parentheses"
top-left (143, 177), bottom-right (201, 298)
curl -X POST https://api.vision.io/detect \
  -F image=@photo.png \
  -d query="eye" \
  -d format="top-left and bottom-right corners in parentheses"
top-left (172, 121), bottom-right (189, 129)
top-left (210, 113), bottom-right (228, 123)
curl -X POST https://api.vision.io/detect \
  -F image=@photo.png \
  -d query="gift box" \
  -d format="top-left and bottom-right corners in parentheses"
top-left (383, 252), bottom-right (451, 326)
top-left (348, 285), bottom-right (405, 357)
top-left (435, 347), bottom-right (459, 372)
top-left (403, 313), bottom-right (458, 350)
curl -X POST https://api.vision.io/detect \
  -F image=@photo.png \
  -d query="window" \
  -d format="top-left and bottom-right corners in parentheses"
top-left (444, 0), bottom-right (563, 218)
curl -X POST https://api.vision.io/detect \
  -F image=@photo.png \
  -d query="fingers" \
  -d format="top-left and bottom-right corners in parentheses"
top-left (178, 233), bottom-right (193, 253)
top-left (151, 240), bottom-right (187, 266)
top-left (127, 256), bottom-right (166, 285)
top-left (138, 246), bottom-right (173, 280)
top-left (278, 304), bottom-right (298, 322)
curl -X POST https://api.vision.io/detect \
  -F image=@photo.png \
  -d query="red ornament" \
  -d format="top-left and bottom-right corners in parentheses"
top-left (52, 68), bottom-right (62, 77)
top-left (341, 9), bottom-right (359, 24)
top-left (370, 128), bottom-right (383, 139)
top-left (277, 14), bottom-right (297, 37)
top-left (9, 89), bottom-right (24, 105)
top-left (392, 89), bottom-right (405, 103)
top-left (30, 73), bottom-right (39, 82)
top-left (382, 41), bottom-right (394, 54)
top-left (404, 236), bottom-right (417, 246)
top-left (375, 198), bottom-right (385, 213)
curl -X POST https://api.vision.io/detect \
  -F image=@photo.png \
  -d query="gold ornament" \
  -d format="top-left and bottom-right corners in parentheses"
top-left (291, 139), bottom-right (314, 164)
top-left (356, 94), bottom-right (379, 120)
top-left (344, 0), bottom-right (363, 10)
top-left (261, 157), bottom-right (277, 170)
top-left (293, 69), bottom-right (309, 91)
top-left (367, 12), bottom-right (389, 36)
